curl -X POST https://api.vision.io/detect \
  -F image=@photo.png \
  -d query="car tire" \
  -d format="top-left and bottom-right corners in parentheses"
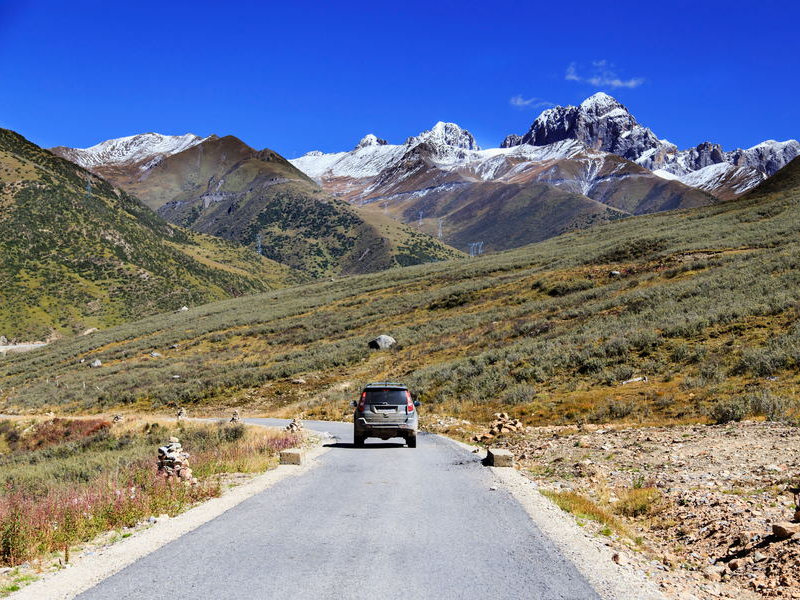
top-left (407, 434), bottom-right (417, 448)
top-left (354, 434), bottom-right (365, 447)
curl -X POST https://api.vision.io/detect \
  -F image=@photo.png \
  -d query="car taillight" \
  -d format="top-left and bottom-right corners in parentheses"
top-left (406, 390), bottom-right (414, 413)
top-left (357, 391), bottom-right (366, 412)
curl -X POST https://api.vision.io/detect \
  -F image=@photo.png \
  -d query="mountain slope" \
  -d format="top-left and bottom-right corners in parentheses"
top-left (5, 157), bottom-right (800, 423)
top-left (55, 135), bottom-right (462, 277)
top-left (0, 128), bottom-right (296, 340)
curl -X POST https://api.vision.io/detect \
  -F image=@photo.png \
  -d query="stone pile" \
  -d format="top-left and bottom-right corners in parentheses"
top-left (470, 413), bottom-right (523, 443)
top-left (285, 418), bottom-right (304, 433)
top-left (230, 409), bottom-right (241, 423)
top-left (157, 436), bottom-right (198, 486)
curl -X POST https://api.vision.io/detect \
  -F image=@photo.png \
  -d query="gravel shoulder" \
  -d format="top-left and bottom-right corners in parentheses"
top-left (443, 436), bottom-right (667, 600)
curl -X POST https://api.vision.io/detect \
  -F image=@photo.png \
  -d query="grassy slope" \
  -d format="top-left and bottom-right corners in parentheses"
top-left (0, 129), bottom-right (296, 341)
top-left (3, 158), bottom-right (800, 425)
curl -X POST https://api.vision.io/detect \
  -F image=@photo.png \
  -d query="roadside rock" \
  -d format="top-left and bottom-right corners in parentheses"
top-left (285, 418), bottom-right (303, 433)
top-left (471, 413), bottom-right (523, 443)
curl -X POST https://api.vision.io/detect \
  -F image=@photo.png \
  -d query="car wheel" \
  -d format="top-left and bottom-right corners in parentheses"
top-left (354, 434), bottom-right (365, 447)
top-left (407, 434), bottom-right (417, 448)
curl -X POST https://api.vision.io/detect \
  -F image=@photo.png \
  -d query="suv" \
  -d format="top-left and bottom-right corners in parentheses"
top-left (351, 383), bottom-right (420, 448)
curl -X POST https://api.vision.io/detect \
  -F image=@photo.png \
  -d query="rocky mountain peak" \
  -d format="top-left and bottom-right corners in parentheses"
top-left (406, 122), bottom-right (480, 152)
top-left (579, 91), bottom-right (625, 113)
top-left (504, 94), bottom-right (662, 161)
top-left (354, 134), bottom-right (389, 150)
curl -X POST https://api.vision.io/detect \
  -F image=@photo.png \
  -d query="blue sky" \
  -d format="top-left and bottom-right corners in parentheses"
top-left (0, 0), bottom-right (797, 157)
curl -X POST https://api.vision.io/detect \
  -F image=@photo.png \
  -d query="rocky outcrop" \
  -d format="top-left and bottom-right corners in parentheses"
top-left (500, 134), bottom-right (523, 148)
top-left (354, 134), bottom-right (388, 150)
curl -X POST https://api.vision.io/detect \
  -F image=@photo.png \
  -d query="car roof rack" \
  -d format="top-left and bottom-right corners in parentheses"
top-left (364, 381), bottom-right (406, 388)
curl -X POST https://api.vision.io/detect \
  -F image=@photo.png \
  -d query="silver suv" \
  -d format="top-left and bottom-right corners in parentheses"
top-left (351, 383), bottom-right (420, 448)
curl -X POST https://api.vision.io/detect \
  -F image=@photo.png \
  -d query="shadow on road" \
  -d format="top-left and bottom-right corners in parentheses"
top-left (324, 442), bottom-right (407, 449)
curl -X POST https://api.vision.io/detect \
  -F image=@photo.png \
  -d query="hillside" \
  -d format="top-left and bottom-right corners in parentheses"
top-left (55, 134), bottom-right (463, 276)
top-left (3, 157), bottom-right (800, 424)
top-left (0, 128), bottom-right (296, 341)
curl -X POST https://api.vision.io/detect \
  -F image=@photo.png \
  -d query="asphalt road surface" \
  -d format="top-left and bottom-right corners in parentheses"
top-left (77, 419), bottom-right (600, 600)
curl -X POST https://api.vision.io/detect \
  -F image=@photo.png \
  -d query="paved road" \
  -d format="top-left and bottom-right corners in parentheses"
top-left (78, 419), bottom-right (599, 599)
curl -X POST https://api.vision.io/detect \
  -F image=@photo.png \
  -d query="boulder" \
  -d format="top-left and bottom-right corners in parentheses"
top-left (772, 521), bottom-right (800, 539)
top-left (0, 336), bottom-right (7, 345)
top-left (90, 359), bottom-right (102, 368)
top-left (368, 335), bottom-right (396, 350)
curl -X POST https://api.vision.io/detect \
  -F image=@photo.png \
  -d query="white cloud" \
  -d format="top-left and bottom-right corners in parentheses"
top-left (565, 60), bottom-right (644, 89)
top-left (509, 95), bottom-right (554, 109)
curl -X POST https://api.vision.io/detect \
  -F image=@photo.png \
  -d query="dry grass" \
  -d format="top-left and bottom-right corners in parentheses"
top-left (614, 487), bottom-right (663, 518)
top-left (0, 416), bottom-right (301, 566)
top-left (540, 489), bottom-right (634, 541)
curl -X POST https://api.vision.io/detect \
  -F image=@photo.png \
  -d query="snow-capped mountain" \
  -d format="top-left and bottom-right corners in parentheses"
top-left (290, 119), bottom-right (712, 251)
top-left (501, 93), bottom-right (799, 199)
top-left (53, 133), bottom-right (206, 171)
top-left (505, 92), bottom-right (663, 161)
top-left (290, 119), bottom-right (709, 213)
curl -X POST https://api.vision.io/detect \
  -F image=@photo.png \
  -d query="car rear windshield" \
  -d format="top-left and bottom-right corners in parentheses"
top-left (365, 389), bottom-right (407, 405)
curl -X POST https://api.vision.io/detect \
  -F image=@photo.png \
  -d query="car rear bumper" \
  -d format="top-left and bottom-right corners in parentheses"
top-left (354, 417), bottom-right (417, 435)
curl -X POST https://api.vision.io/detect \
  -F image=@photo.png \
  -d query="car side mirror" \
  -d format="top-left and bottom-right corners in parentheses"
top-left (414, 401), bottom-right (421, 407)
top-left (350, 400), bottom-right (357, 408)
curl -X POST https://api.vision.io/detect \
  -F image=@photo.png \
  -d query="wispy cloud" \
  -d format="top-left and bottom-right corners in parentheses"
top-left (565, 60), bottom-right (644, 89)
top-left (509, 95), bottom-right (554, 110)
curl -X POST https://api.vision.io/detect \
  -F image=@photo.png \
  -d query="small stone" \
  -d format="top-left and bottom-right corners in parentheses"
top-left (703, 565), bottom-right (725, 581)
top-left (612, 552), bottom-right (625, 565)
top-left (90, 359), bottom-right (102, 368)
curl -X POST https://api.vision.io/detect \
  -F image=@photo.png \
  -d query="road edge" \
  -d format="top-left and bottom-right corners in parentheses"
top-left (439, 434), bottom-right (667, 600)
top-left (14, 436), bottom-right (331, 600)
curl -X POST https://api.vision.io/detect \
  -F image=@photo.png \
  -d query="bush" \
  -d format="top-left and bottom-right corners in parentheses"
top-left (708, 397), bottom-right (749, 424)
